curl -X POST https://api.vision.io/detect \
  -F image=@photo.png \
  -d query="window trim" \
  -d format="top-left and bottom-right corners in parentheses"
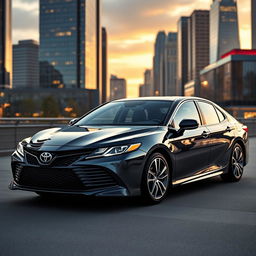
top-left (168, 100), bottom-right (203, 129)
top-left (214, 106), bottom-right (227, 124)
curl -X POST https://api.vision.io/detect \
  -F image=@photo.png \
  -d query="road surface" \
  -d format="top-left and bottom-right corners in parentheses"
top-left (0, 139), bottom-right (256, 256)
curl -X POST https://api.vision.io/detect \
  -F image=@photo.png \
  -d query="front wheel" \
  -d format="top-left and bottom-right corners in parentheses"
top-left (141, 153), bottom-right (171, 204)
top-left (221, 143), bottom-right (245, 182)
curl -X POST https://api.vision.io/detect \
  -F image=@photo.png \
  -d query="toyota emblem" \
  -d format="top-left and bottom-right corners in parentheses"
top-left (39, 152), bottom-right (53, 164)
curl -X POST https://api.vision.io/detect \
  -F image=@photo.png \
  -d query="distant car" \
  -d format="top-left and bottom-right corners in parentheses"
top-left (10, 97), bottom-right (249, 203)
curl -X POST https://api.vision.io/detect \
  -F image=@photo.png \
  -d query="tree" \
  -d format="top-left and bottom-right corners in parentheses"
top-left (41, 96), bottom-right (60, 117)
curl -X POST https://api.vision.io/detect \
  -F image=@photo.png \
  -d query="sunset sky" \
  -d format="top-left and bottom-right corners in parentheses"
top-left (13, 0), bottom-right (252, 97)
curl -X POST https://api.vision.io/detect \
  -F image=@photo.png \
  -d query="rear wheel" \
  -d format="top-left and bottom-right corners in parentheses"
top-left (141, 153), bottom-right (171, 204)
top-left (221, 143), bottom-right (244, 182)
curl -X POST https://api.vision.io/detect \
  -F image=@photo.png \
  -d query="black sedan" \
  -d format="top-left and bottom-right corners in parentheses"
top-left (10, 97), bottom-right (249, 203)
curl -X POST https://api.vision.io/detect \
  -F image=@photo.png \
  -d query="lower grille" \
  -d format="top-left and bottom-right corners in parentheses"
top-left (14, 165), bottom-right (85, 190)
top-left (74, 166), bottom-right (118, 190)
top-left (12, 164), bottom-right (119, 191)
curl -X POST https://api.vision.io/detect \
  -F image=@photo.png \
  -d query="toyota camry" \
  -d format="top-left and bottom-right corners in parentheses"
top-left (10, 97), bottom-right (249, 203)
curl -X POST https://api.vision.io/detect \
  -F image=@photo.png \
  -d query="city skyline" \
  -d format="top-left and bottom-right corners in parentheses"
top-left (12, 0), bottom-right (252, 97)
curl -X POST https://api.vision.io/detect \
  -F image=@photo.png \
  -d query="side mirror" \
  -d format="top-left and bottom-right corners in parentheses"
top-left (69, 118), bottom-right (78, 126)
top-left (179, 119), bottom-right (199, 131)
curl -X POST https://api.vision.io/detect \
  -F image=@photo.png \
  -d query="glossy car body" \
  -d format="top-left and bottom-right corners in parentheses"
top-left (10, 97), bottom-right (249, 199)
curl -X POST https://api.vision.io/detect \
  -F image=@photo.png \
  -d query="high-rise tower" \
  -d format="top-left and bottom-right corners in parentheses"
top-left (39, 0), bottom-right (101, 93)
top-left (0, 0), bottom-right (12, 88)
top-left (210, 0), bottom-right (240, 63)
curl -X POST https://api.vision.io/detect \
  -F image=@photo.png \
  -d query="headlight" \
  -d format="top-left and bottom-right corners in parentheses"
top-left (87, 143), bottom-right (141, 159)
top-left (16, 137), bottom-right (31, 156)
top-left (16, 142), bottom-right (24, 156)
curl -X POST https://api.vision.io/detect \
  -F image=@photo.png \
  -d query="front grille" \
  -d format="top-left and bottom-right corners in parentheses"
top-left (14, 165), bottom-right (85, 190)
top-left (12, 164), bottom-right (119, 191)
top-left (74, 166), bottom-right (118, 190)
top-left (52, 155), bottom-right (82, 167)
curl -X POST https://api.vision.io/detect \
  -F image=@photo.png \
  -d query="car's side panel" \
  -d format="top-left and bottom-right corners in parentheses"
top-left (166, 127), bottom-right (212, 181)
top-left (206, 120), bottom-right (234, 170)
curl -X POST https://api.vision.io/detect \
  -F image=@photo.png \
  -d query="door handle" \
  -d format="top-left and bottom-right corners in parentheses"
top-left (202, 131), bottom-right (210, 138)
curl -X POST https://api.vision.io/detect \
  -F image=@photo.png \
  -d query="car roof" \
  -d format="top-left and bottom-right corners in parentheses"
top-left (113, 96), bottom-right (211, 103)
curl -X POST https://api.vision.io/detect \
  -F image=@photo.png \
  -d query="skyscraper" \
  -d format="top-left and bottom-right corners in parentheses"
top-left (39, 0), bottom-right (101, 93)
top-left (185, 10), bottom-right (210, 96)
top-left (252, 0), bottom-right (256, 49)
top-left (110, 75), bottom-right (126, 100)
top-left (210, 0), bottom-right (240, 63)
top-left (13, 40), bottom-right (39, 88)
top-left (139, 69), bottom-right (153, 97)
top-left (164, 32), bottom-right (177, 96)
top-left (153, 31), bottom-right (166, 96)
top-left (177, 17), bottom-right (189, 96)
top-left (102, 27), bottom-right (108, 103)
top-left (188, 10), bottom-right (210, 82)
top-left (0, 0), bottom-right (12, 88)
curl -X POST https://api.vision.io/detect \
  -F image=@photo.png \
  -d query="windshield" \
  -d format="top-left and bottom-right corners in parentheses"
top-left (76, 100), bottom-right (173, 126)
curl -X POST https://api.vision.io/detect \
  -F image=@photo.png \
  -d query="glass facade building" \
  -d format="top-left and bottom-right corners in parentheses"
top-left (139, 69), bottom-right (153, 97)
top-left (176, 17), bottom-right (189, 96)
top-left (153, 31), bottom-right (166, 96)
top-left (210, 0), bottom-right (240, 63)
top-left (252, 0), bottom-right (256, 49)
top-left (39, 0), bottom-right (101, 92)
top-left (164, 32), bottom-right (177, 96)
top-left (110, 75), bottom-right (126, 101)
top-left (200, 51), bottom-right (256, 118)
top-left (13, 40), bottom-right (39, 88)
top-left (0, 0), bottom-right (12, 88)
top-left (101, 27), bottom-right (108, 103)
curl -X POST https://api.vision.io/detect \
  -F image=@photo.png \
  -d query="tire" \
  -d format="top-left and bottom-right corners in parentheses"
top-left (141, 152), bottom-right (171, 204)
top-left (221, 143), bottom-right (245, 182)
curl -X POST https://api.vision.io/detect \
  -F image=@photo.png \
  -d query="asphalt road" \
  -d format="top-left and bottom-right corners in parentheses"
top-left (0, 139), bottom-right (256, 256)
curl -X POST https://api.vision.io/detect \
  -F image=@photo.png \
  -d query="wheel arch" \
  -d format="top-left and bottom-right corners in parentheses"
top-left (143, 144), bottom-right (174, 175)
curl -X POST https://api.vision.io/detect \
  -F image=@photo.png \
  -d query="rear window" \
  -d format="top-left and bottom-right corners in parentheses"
top-left (197, 101), bottom-right (219, 125)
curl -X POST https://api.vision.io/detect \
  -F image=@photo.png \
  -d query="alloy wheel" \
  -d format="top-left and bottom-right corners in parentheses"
top-left (232, 145), bottom-right (244, 179)
top-left (147, 157), bottom-right (169, 200)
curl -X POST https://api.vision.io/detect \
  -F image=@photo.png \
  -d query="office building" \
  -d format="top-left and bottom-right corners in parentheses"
top-left (177, 17), bottom-right (189, 96)
top-left (153, 31), bottom-right (166, 96)
top-left (110, 75), bottom-right (126, 100)
top-left (252, 0), bottom-right (256, 49)
top-left (210, 0), bottom-right (240, 63)
top-left (13, 40), bottom-right (39, 88)
top-left (164, 32), bottom-right (177, 96)
top-left (0, 87), bottom-right (98, 117)
top-left (199, 49), bottom-right (256, 118)
top-left (102, 27), bottom-right (108, 103)
top-left (185, 10), bottom-right (210, 96)
top-left (0, 0), bottom-right (12, 88)
top-left (139, 69), bottom-right (153, 97)
top-left (39, 0), bottom-right (101, 95)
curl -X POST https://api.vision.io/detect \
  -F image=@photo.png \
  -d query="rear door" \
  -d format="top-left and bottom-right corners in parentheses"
top-left (196, 101), bottom-right (233, 170)
top-left (168, 100), bottom-right (211, 182)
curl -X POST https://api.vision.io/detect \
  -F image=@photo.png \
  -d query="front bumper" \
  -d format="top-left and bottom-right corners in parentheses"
top-left (10, 149), bottom-right (146, 197)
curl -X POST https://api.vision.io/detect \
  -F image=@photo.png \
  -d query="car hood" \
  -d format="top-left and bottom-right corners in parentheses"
top-left (30, 125), bottom-right (163, 148)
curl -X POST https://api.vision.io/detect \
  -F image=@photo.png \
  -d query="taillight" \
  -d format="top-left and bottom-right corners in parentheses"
top-left (242, 126), bottom-right (248, 133)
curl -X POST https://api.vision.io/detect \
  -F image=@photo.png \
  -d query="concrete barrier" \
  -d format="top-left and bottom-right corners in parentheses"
top-left (0, 118), bottom-right (255, 153)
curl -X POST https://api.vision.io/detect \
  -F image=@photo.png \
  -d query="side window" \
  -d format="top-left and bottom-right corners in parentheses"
top-left (172, 101), bottom-right (201, 129)
top-left (215, 108), bottom-right (226, 122)
top-left (197, 102), bottom-right (219, 125)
